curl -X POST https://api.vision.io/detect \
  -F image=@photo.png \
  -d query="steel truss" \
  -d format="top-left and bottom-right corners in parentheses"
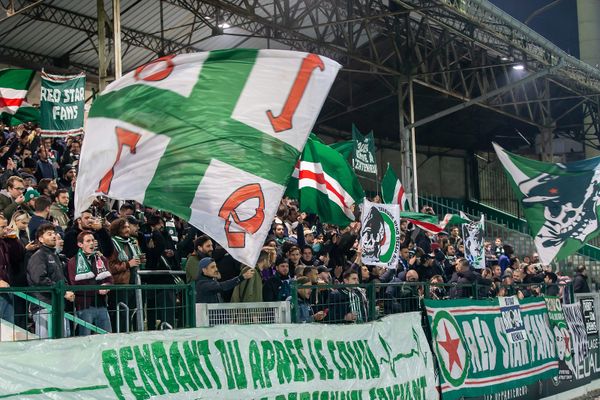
top-left (3, 0), bottom-right (600, 195)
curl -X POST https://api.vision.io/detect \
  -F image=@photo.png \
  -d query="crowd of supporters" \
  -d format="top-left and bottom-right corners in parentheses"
top-left (0, 122), bottom-right (593, 335)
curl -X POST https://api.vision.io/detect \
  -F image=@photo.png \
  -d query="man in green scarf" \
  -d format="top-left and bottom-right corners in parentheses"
top-left (67, 230), bottom-right (113, 335)
top-left (107, 218), bottom-right (141, 332)
top-left (49, 188), bottom-right (70, 231)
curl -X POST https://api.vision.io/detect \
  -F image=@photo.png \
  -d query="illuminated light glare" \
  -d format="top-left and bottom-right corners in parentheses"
top-left (512, 64), bottom-right (525, 71)
top-left (500, 56), bottom-right (509, 61)
top-left (219, 22), bottom-right (231, 29)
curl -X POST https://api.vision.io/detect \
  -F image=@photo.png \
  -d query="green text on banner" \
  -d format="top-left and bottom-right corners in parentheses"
top-left (0, 313), bottom-right (437, 400)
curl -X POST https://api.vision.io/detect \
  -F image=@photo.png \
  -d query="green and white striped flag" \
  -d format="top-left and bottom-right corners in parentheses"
top-left (76, 50), bottom-right (339, 266)
top-left (0, 68), bottom-right (35, 118)
top-left (381, 163), bottom-right (410, 211)
top-left (286, 134), bottom-right (364, 226)
top-left (493, 142), bottom-right (600, 264)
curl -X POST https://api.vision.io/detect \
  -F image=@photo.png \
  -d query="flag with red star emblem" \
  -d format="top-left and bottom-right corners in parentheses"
top-left (426, 297), bottom-right (559, 400)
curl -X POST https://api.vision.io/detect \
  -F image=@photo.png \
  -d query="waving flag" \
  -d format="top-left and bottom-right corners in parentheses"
top-left (381, 163), bottom-right (410, 211)
top-left (286, 134), bottom-right (364, 226)
top-left (439, 213), bottom-right (470, 229)
top-left (76, 50), bottom-right (339, 266)
top-left (0, 69), bottom-right (35, 119)
top-left (494, 142), bottom-right (600, 264)
top-left (400, 211), bottom-right (442, 234)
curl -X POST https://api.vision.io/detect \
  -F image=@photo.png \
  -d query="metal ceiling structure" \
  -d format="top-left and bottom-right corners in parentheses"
top-left (1, 0), bottom-right (600, 205)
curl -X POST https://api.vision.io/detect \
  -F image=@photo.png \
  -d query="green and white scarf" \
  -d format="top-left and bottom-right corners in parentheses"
top-left (75, 249), bottom-right (111, 281)
top-left (112, 235), bottom-right (140, 263)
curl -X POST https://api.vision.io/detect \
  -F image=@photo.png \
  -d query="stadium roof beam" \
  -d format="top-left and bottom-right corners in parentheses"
top-left (19, 3), bottom-right (199, 56)
top-left (0, 45), bottom-right (98, 76)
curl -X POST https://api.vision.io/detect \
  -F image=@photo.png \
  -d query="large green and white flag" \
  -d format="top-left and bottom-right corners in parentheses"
top-left (76, 50), bottom-right (339, 266)
top-left (351, 124), bottom-right (377, 177)
top-left (286, 134), bottom-right (364, 226)
top-left (381, 163), bottom-right (410, 211)
top-left (40, 72), bottom-right (86, 137)
top-left (493, 142), bottom-right (600, 264)
top-left (360, 199), bottom-right (401, 266)
top-left (0, 68), bottom-right (35, 119)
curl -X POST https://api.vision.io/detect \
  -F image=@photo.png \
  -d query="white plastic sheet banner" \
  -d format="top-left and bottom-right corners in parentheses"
top-left (0, 313), bottom-right (437, 399)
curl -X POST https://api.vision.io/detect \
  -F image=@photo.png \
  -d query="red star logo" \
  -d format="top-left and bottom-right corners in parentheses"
top-left (438, 321), bottom-right (463, 373)
top-left (549, 188), bottom-right (558, 194)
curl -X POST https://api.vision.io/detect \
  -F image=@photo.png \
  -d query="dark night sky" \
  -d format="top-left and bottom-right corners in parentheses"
top-left (490, 0), bottom-right (580, 58)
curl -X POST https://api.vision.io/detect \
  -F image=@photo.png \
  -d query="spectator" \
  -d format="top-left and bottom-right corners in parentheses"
top-left (49, 188), bottom-right (70, 231)
top-left (385, 269), bottom-right (420, 313)
top-left (300, 245), bottom-right (314, 266)
top-left (544, 272), bottom-right (559, 297)
top-left (27, 195), bottom-right (52, 240)
top-left (26, 223), bottom-right (74, 338)
top-left (185, 235), bottom-right (213, 283)
top-left (64, 209), bottom-right (113, 259)
top-left (231, 248), bottom-right (275, 303)
top-left (494, 237), bottom-right (505, 259)
top-left (37, 178), bottom-right (58, 199)
top-left (449, 227), bottom-right (463, 247)
top-left (573, 265), bottom-right (591, 293)
top-left (21, 187), bottom-right (39, 216)
top-left (263, 257), bottom-right (292, 301)
top-left (498, 244), bottom-right (513, 273)
top-left (195, 257), bottom-right (254, 303)
top-left (66, 231), bottom-right (113, 336)
top-left (330, 270), bottom-right (368, 323)
top-left (294, 276), bottom-right (326, 323)
top-left (0, 176), bottom-right (26, 220)
top-left (7, 210), bottom-right (32, 247)
top-left (107, 218), bottom-right (141, 332)
top-left (34, 146), bottom-right (57, 181)
top-left (429, 274), bottom-right (448, 300)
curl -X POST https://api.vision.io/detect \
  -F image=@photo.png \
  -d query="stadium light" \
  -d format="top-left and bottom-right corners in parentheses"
top-left (512, 64), bottom-right (525, 71)
top-left (219, 22), bottom-right (231, 29)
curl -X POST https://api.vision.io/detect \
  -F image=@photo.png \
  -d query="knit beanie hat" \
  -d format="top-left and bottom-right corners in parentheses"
top-left (24, 188), bottom-right (40, 203)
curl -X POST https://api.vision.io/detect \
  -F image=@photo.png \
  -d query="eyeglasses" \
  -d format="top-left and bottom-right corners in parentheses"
top-left (12, 187), bottom-right (25, 192)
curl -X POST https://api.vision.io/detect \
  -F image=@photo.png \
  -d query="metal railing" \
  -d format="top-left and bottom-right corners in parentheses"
top-left (0, 279), bottom-right (196, 341)
top-left (289, 280), bottom-right (576, 324)
top-left (419, 193), bottom-right (600, 276)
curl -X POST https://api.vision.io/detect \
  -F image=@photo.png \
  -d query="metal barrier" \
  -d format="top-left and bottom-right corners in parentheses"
top-left (289, 280), bottom-right (576, 324)
top-left (0, 280), bottom-right (195, 341)
top-left (195, 301), bottom-right (291, 327)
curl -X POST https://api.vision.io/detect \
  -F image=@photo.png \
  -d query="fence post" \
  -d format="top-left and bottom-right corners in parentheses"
top-left (290, 280), bottom-right (298, 323)
top-left (187, 282), bottom-right (196, 328)
top-left (52, 281), bottom-right (66, 339)
top-left (368, 282), bottom-right (376, 321)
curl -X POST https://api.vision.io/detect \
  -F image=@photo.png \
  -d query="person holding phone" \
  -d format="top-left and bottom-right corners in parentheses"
top-left (294, 277), bottom-right (326, 323)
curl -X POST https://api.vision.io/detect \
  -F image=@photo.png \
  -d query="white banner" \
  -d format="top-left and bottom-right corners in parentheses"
top-left (461, 212), bottom-right (485, 270)
top-left (0, 313), bottom-right (437, 400)
top-left (498, 295), bottom-right (527, 343)
top-left (360, 200), bottom-right (401, 267)
top-left (563, 303), bottom-right (590, 371)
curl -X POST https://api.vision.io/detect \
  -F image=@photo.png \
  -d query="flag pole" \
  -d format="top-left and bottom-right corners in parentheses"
top-left (409, 80), bottom-right (419, 211)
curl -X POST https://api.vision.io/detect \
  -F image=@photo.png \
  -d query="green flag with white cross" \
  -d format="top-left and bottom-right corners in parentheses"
top-left (76, 49), bottom-right (340, 266)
